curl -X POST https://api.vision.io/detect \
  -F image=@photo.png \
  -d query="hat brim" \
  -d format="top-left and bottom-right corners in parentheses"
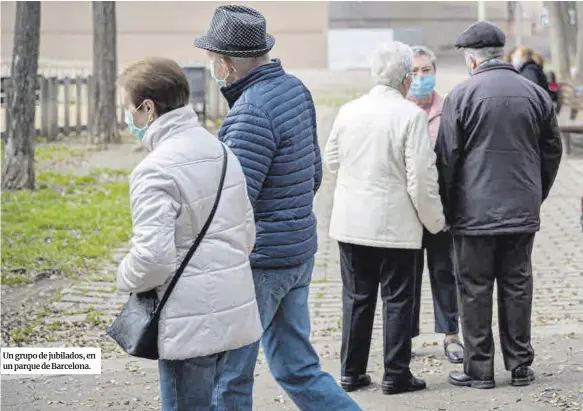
top-left (194, 34), bottom-right (275, 58)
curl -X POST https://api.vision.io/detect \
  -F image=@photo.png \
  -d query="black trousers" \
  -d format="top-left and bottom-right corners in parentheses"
top-left (412, 229), bottom-right (459, 337)
top-left (453, 233), bottom-right (535, 379)
top-left (338, 242), bottom-right (417, 381)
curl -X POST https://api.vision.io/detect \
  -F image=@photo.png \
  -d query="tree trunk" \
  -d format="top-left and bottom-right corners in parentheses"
top-left (90, 1), bottom-right (119, 147)
top-left (1, 2), bottom-right (41, 191)
top-left (547, 1), bottom-right (572, 81)
top-left (575, 2), bottom-right (583, 84)
top-left (560, 1), bottom-right (577, 61)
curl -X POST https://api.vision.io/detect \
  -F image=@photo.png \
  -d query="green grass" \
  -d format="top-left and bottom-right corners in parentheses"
top-left (86, 310), bottom-right (106, 326)
top-left (1, 168), bottom-right (132, 285)
top-left (35, 144), bottom-right (86, 161)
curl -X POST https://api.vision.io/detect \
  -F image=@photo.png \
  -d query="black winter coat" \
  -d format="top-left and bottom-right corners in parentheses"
top-left (519, 60), bottom-right (550, 93)
top-left (435, 61), bottom-right (562, 235)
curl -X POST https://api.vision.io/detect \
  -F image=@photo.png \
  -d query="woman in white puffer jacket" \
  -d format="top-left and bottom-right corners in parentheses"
top-left (116, 57), bottom-right (262, 410)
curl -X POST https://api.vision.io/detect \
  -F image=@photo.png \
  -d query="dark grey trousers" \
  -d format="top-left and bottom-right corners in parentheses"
top-left (453, 233), bottom-right (536, 379)
top-left (338, 242), bottom-right (417, 381)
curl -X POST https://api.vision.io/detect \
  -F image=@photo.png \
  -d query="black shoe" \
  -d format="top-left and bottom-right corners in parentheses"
top-left (444, 338), bottom-right (464, 364)
top-left (382, 374), bottom-right (426, 395)
top-left (448, 371), bottom-right (495, 389)
top-left (340, 374), bottom-right (372, 392)
top-left (511, 366), bottom-right (535, 387)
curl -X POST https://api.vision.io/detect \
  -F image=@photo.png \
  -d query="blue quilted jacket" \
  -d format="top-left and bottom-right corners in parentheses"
top-left (219, 60), bottom-right (322, 269)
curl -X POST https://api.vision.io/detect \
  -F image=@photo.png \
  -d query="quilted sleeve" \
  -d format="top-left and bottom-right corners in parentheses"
top-left (307, 93), bottom-right (323, 194)
top-left (117, 164), bottom-right (180, 294)
top-left (219, 103), bottom-right (277, 209)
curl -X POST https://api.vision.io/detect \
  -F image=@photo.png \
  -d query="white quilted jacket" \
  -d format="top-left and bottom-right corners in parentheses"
top-left (117, 107), bottom-right (262, 360)
top-left (325, 85), bottom-right (445, 249)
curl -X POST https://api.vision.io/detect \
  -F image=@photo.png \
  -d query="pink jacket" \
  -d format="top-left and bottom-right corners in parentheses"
top-left (426, 92), bottom-right (444, 148)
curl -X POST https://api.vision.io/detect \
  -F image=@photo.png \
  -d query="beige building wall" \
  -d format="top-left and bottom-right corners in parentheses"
top-left (1, 1), bottom-right (545, 70)
top-left (1, 1), bottom-right (329, 69)
top-left (329, 1), bottom-right (542, 51)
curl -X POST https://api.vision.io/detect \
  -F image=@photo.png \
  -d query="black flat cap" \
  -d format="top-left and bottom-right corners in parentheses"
top-left (455, 21), bottom-right (506, 49)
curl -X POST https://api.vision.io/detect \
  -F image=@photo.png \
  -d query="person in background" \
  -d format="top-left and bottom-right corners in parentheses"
top-left (504, 47), bottom-right (516, 64)
top-left (437, 21), bottom-right (562, 390)
top-left (511, 46), bottom-right (549, 92)
top-left (325, 41), bottom-right (445, 396)
top-left (407, 45), bottom-right (463, 364)
top-left (547, 71), bottom-right (561, 113)
top-left (531, 51), bottom-right (544, 69)
top-left (116, 57), bottom-right (262, 410)
top-left (194, 5), bottom-right (363, 411)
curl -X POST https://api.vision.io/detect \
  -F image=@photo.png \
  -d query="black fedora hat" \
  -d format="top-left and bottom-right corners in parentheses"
top-left (194, 5), bottom-right (275, 58)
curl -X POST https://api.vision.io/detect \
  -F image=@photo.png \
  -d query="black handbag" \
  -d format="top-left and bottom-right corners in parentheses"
top-left (107, 143), bottom-right (228, 360)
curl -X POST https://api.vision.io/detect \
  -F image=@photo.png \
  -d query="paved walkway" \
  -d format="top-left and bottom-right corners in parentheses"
top-left (2, 73), bottom-right (583, 409)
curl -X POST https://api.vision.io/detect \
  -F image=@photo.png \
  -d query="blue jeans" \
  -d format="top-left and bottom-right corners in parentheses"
top-left (212, 257), bottom-right (362, 411)
top-left (159, 353), bottom-right (226, 411)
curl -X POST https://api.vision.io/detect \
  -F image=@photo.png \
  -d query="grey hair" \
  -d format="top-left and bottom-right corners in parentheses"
top-left (209, 51), bottom-right (271, 74)
top-left (371, 41), bottom-right (413, 89)
top-left (229, 54), bottom-right (271, 74)
top-left (464, 47), bottom-right (504, 64)
top-left (411, 45), bottom-right (437, 69)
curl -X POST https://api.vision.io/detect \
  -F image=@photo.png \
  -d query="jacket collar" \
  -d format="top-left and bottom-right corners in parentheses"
top-left (520, 59), bottom-right (539, 71)
top-left (141, 106), bottom-right (200, 152)
top-left (407, 90), bottom-right (443, 121)
top-left (369, 84), bottom-right (404, 99)
top-left (427, 91), bottom-right (444, 122)
top-left (221, 59), bottom-right (286, 108)
top-left (473, 60), bottom-right (518, 76)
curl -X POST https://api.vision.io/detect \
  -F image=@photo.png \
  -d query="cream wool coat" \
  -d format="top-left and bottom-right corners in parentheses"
top-left (117, 107), bottom-right (262, 360)
top-left (325, 85), bottom-right (445, 249)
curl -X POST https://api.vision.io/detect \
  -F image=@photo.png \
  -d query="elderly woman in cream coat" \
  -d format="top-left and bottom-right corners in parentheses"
top-left (325, 41), bottom-right (445, 396)
top-left (115, 57), bottom-right (262, 411)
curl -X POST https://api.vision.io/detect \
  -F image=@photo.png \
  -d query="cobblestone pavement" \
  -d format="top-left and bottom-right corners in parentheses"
top-left (2, 70), bottom-right (583, 409)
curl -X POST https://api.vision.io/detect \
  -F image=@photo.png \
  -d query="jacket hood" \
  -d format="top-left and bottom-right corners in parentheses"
top-left (521, 59), bottom-right (541, 70)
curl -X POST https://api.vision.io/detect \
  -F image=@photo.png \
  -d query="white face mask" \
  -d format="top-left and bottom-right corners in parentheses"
top-left (209, 59), bottom-right (229, 88)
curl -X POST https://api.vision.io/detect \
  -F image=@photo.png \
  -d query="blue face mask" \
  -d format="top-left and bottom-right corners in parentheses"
top-left (409, 74), bottom-right (436, 99)
top-left (209, 60), bottom-right (228, 88)
top-left (125, 104), bottom-right (149, 141)
top-left (512, 57), bottom-right (523, 70)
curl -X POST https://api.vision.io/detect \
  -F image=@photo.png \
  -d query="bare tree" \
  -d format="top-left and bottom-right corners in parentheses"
top-left (90, 1), bottom-right (119, 146)
top-left (547, 1), bottom-right (572, 81)
top-left (560, 1), bottom-right (577, 60)
top-left (2, 2), bottom-right (41, 191)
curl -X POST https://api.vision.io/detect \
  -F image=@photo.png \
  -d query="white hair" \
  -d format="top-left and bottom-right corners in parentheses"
top-left (411, 45), bottom-right (437, 69)
top-left (371, 41), bottom-right (413, 89)
top-left (464, 47), bottom-right (504, 64)
top-left (229, 54), bottom-right (271, 74)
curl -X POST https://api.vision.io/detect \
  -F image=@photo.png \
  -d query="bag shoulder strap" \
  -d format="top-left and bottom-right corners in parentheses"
top-left (155, 143), bottom-right (228, 315)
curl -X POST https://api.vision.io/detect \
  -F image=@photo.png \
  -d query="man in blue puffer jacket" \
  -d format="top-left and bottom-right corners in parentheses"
top-left (195, 5), bottom-right (362, 411)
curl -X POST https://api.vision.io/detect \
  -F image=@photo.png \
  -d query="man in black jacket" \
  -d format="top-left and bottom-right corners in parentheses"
top-left (435, 21), bottom-right (563, 389)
